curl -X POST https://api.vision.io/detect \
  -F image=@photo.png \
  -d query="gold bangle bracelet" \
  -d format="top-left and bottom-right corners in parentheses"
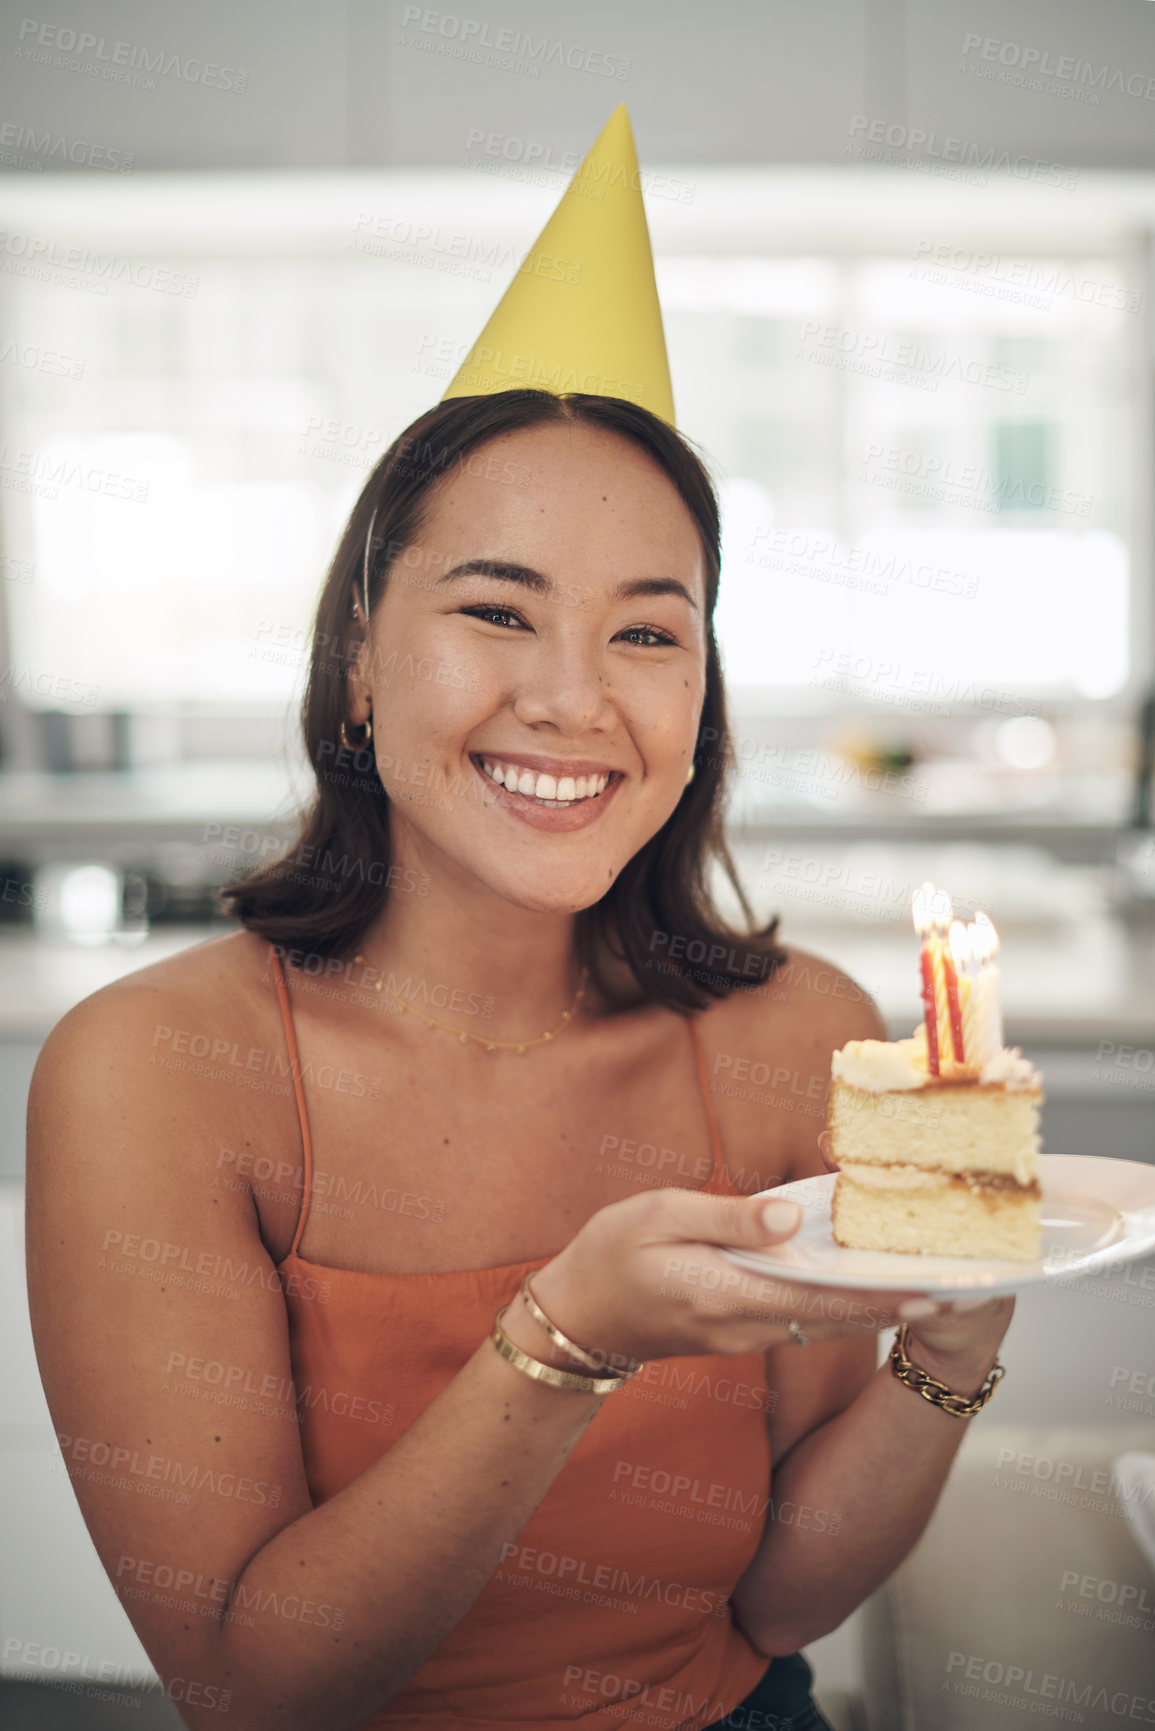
top-left (520, 1274), bottom-right (643, 1382)
top-left (888, 1324), bottom-right (1005, 1418)
top-left (491, 1305), bottom-right (628, 1395)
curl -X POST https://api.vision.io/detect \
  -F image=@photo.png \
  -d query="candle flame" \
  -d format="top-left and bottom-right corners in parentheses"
top-left (968, 910), bottom-right (1000, 965)
top-left (912, 880), bottom-right (952, 936)
top-left (948, 919), bottom-right (972, 969)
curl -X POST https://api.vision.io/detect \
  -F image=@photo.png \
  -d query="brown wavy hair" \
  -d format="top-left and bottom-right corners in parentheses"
top-left (219, 389), bottom-right (785, 1013)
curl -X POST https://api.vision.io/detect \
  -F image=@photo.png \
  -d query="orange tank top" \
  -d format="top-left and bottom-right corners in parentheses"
top-left (268, 946), bottom-right (773, 1731)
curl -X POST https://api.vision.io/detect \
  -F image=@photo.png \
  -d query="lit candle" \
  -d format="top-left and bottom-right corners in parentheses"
top-left (948, 918), bottom-right (977, 1073)
top-left (912, 885), bottom-right (941, 1075)
top-left (913, 883), bottom-right (957, 1074)
top-left (930, 887), bottom-right (963, 1070)
top-left (967, 911), bottom-right (1004, 1066)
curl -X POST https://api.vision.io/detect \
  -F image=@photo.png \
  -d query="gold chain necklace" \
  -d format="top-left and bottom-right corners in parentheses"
top-left (352, 955), bottom-right (589, 1055)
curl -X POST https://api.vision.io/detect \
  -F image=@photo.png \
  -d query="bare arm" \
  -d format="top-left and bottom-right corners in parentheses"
top-left (26, 987), bottom-right (613, 1731)
top-left (730, 1317), bottom-right (1009, 1654)
top-left (208, 1302), bottom-right (613, 1728)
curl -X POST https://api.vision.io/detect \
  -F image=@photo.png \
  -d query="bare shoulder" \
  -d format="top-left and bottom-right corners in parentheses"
top-left (33, 927), bottom-right (274, 1077)
top-left (61, 924), bottom-right (271, 1020)
top-left (695, 940), bottom-right (885, 1070)
top-left (756, 941), bottom-right (884, 1045)
top-left (690, 942), bottom-right (885, 1189)
top-left (26, 925), bottom-right (284, 1226)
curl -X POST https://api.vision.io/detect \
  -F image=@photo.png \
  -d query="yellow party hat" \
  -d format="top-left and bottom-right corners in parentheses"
top-left (442, 105), bottom-right (675, 426)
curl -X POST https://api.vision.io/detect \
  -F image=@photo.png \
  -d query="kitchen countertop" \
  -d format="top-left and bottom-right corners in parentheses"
top-left (0, 926), bottom-right (230, 1038)
top-left (769, 914), bottom-right (1155, 1049)
top-left (0, 764), bottom-right (1144, 864)
top-left (2, 915), bottom-right (1154, 1052)
top-left (0, 765), bottom-right (305, 859)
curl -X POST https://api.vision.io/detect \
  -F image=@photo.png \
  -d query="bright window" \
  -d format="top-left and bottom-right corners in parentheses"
top-left (658, 254), bottom-right (1135, 707)
top-left (0, 182), bottom-right (1142, 722)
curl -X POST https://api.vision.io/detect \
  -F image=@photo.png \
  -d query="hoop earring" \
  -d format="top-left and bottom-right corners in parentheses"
top-left (340, 716), bottom-right (373, 751)
top-left (684, 761), bottom-right (696, 785)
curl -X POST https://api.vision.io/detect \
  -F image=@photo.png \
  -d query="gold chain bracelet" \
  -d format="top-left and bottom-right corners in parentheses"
top-left (491, 1305), bottom-right (629, 1396)
top-left (519, 1274), bottom-right (644, 1382)
top-left (888, 1324), bottom-right (1005, 1419)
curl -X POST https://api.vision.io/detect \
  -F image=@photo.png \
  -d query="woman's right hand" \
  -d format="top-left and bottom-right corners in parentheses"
top-left (528, 1187), bottom-right (916, 1370)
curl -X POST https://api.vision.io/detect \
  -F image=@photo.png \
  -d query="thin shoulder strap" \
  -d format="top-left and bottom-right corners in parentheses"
top-left (267, 944), bottom-right (314, 1258)
top-left (686, 1015), bottom-right (725, 1188)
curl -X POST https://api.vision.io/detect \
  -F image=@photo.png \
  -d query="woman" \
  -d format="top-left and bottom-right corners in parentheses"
top-left (26, 388), bottom-right (1013, 1731)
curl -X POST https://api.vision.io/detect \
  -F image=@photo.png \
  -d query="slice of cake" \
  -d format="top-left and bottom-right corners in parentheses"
top-left (828, 1028), bottom-right (1043, 1261)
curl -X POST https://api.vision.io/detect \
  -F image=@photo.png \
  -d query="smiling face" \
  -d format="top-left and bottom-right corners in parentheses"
top-left (347, 418), bottom-right (710, 916)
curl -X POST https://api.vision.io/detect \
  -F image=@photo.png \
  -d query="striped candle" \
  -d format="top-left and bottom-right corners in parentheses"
top-left (912, 882), bottom-right (956, 1073)
top-left (939, 943), bottom-right (965, 1070)
top-left (948, 918), bottom-right (978, 1073)
top-left (929, 933), bottom-right (954, 1066)
top-left (968, 912), bottom-right (1004, 1066)
top-left (927, 885), bottom-right (956, 1068)
top-left (918, 943), bottom-right (941, 1074)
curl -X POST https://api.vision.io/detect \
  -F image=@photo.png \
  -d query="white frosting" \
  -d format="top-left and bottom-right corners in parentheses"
top-left (831, 1037), bottom-right (927, 1092)
top-left (832, 1027), bottom-right (1041, 1093)
top-left (978, 1047), bottom-right (1041, 1091)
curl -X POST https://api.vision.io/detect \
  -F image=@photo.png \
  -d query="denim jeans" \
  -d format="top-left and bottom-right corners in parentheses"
top-left (701, 1652), bottom-right (835, 1730)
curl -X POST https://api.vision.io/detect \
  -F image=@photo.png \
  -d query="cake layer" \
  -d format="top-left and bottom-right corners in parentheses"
top-left (831, 1164), bottom-right (1041, 1262)
top-left (829, 1076), bottom-right (1041, 1186)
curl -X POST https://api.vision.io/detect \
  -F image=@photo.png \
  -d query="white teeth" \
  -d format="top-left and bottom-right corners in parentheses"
top-left (479, 758), bottom-right (611, 803)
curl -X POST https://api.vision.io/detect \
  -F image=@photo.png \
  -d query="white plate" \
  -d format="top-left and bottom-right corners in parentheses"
top-left (716, 1155), bottom-right (1155, 1297)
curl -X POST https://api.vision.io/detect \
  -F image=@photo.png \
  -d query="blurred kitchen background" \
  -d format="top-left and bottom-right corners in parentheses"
top-left (2, 2), bottom-right (1155, 1727)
